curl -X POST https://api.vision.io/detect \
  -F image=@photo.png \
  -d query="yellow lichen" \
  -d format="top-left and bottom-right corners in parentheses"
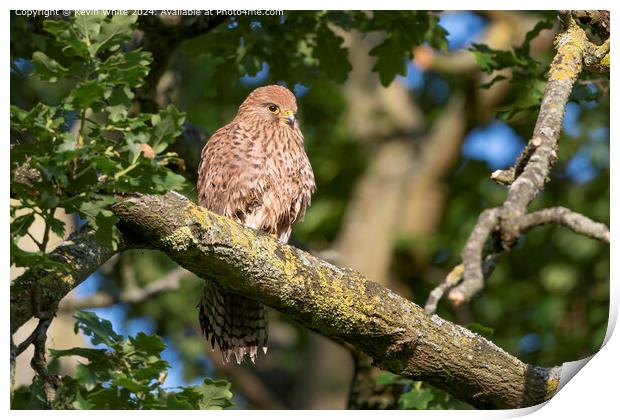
top-left (182, 199), bottom-right (390, 332)
top-left (546, 377), bottom-right (559, 396)
top-left (549, 25), bottom-right (587, 82)
top-left (186, 203), bottom-right (257, 251)
top-left (162, 225), bottom-right (194, 251)
top-left (600, 53), bottom-right (610, 69)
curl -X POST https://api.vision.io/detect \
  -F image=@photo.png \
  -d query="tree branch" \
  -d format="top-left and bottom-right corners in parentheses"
top-left (10, 192), bottom-right (563, 408)
top-left (570, 10), bottom-right (610, 39)
top-left (114, 193), bottom-right (563, 408)
top-left (444, 16), bottom-right (610, 306)
top-left (517, 207), bottom-right (610, 242)
top-left (29, 316), bottom-right (57, 406)
top-left (58, 266), bottom-right (189, 312)
top-left (10, 224), bottom-right (132, 335)
top-left (425, 264), bottom-right (464, 314)
top-left (426, 255), bottom-right (500, 314)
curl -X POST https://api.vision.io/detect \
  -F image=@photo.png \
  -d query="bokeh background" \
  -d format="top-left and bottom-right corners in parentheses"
top-left (11, 11), bottom-right (609, 409)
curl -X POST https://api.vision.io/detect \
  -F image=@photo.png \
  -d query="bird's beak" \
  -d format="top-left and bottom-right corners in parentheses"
top-left (282, 109), bottom-right (296, 125)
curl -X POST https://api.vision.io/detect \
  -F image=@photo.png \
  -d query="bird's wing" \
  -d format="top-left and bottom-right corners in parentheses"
top-left (197, 122), bottom-right (274, 231)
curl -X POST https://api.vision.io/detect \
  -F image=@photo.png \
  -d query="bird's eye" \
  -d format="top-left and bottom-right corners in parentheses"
top-left (267, 104), bottom-right (279, 113)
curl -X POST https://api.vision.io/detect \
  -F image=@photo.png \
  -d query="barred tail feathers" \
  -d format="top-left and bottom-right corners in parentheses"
top-left (198, 281), bottom-right (268, 364)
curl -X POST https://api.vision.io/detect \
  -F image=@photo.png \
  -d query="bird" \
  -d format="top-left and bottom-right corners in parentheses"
top-left (196, 85), bottom-right (316, 364)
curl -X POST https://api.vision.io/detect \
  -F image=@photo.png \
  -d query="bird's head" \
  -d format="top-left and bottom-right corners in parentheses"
top-left (238, 85), bottom-right (298, 128)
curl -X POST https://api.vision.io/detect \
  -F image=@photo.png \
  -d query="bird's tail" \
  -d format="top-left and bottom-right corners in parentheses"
top-left (198, 281), bottom-right (268, 364)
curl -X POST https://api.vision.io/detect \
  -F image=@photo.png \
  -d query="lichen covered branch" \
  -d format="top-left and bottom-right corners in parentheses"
top-left (444, 16), bottom-right (610, 306)
top-left (11, 192), bottom-right (562, 408)
top-left (111, 193), bottom-right (560, 408)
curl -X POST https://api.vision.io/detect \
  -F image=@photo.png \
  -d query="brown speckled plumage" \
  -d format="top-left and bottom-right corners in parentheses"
top-left (197, 85), bottom-right (315, 364)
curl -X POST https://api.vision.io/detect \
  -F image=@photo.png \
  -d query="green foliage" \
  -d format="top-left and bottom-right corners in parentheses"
top-left (399, 386), bottom-right (434, 410)
top-left (72, 310), bottom-right (123, 346)
top-left (367, 11), bottom-right (448, 86)
top-left (375, 372), bottom-right (471, 410)
top-left (11, 311), bottom-right (233, 410)
top-left (314, 25), bottom-right (352, 83)
top-left (11, 12), bottom-right (187, 264)
top-left (470, 17), bottom-right (554, 119)
top-left (179, 11), bottom-right (447, 101)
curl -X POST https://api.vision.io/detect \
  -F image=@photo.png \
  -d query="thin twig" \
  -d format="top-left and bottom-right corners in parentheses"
top-left (453, 208), bottom-right (500, 305)
top-left (490, 137), bottom-right (543, 185)
top-left (516, 207), bottom-right (610, 243)
top-left (426, 253), bottom-right (501, 313)
top-left (30, 316), bottom-right (58, 406)
top-left (59, 266), bottom-right (189, 312)
top-left (39, 207), bottom-right (56, 252)
top-left (425, 264), bottom-right (464, 314)
top-left (15, 324), bottom-right (40, 357)
top-left (25, 231), bottom-right (43, 250)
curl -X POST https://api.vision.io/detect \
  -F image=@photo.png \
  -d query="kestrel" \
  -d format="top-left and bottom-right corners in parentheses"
top-left (197, 85), bottom-right (316, 364)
